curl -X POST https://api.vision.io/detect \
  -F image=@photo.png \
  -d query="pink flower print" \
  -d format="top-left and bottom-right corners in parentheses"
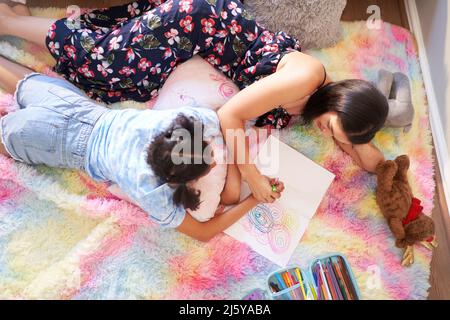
top-left (131, 19), bottom-right (142, 33)
top-left (64, 45), bottom-right (77, 60)
top-left (215, 29), bottom-right (228, 38)
top-left (119, 66), bottom-right (136, 76)
top-left (244, 31), bottom-right (257, 42)
top-left (47, 23), bottom-right (56, 40)
top-left (132, 34), bottom-right (144, 44)
top-left (221, 10), bottom-right (228, 20)
top-left (138, 58), bottom-right (152, 71)
top-left (127, 2), bottom-right (141, 17)
top-left (244, 62), bottom-right (260, 74)
top-left (78, 64), bottom-right (94, 78)
top-left (262, 43), bottom-right (279, 53)
top-left (160, 0), bottom-right (173, 13)
top-left (108, 91), bottom-right (122, 98)
top-left (205, 37), bottom-right (213, 47)
top-left (227, 1), bottom-right (242, 16)
top-left (162, 47), bottom-right (174, 59)
top-left (48, 41), bottom-right (60, 55)
top-left (91, 46), bottom-right (104, 60)
top-left (111, 29), bottom-right (121, 36)
top-left (179, 15), bottom-right (194, 33)
top-left (219, 82), bottom-right (236, 98)
top-left (150, 0), bottom-right (163, 6)
top-left (161, 72), bottom-right (169, 81)
top-left (109, 77), bottom-right (121, 85)
top-left (201, 18), bottom-right (216, 36)
top-left (193, 44), bottom-right (201, 55)
top-left (219, 64), bottom-right (230, 73)
top-left (260, 31), bottom-right (273, 43)
top-left (109, 35), bottom-right (123, 50)
top-left (206, 54), bottom-right (220, 65)
top-left (214, 42), bottom-right (225, 55)
top-left (125, 47), bottom-right (136, 63)
top-left (150, 63), bottom-right (162, 75)
top-left (179, 0), bottom-right (193, 14)
top-left (97, 61), bottom-right (113, 77)
top-left (164, 28), bottom-right (180, 45)
top-left (227, 20), bottom-right (242, 35)
top-left (69, 70), bottom-right (79, 82)
top-left (170, 58), bottom-right (180, 68)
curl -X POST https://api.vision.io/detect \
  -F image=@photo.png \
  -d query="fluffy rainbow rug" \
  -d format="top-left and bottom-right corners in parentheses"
top-left (0, 9), bottom-right (435, 299)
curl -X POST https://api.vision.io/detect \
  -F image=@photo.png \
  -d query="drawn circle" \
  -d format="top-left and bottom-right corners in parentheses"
top-left (247, 204), bottom-right (275, 234)
top-left (268, 225), bottom-right (291, 253)
top-left (266, 203), bottom-right (283, 222)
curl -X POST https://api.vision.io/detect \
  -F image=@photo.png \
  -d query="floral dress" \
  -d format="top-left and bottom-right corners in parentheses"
top-left (46, 0), bottom-right (301, 128)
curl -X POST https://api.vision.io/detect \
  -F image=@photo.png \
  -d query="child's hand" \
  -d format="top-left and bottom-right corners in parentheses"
top-left (269, 178), bottom-right (285, 194)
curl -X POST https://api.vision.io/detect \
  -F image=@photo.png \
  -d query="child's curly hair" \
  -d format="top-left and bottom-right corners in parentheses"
top-left (146, 114), bottom-right (212, 211)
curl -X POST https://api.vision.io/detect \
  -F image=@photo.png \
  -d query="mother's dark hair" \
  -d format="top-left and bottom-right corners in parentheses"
top-left (146, 114), bottom-right (212, 211)
top-left (302, 79), bottom-right (389, 144)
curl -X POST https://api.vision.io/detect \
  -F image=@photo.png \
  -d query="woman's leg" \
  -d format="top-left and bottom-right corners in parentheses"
top-left (0, 4), bottom-right (55, 48)
top-left (84, 0), bottom-right (169, 27)
top-left (0, 55), bottom-right (34, 94)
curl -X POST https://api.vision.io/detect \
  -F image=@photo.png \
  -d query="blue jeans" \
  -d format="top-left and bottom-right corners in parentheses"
top-left (1, 73), bottom-right (109, 170)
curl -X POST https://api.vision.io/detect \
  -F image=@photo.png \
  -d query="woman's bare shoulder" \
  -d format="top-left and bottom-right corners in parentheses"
top-left (278, 51), bottom-right (322, 73)
top-left (277, 51), bottom-right (325, 90)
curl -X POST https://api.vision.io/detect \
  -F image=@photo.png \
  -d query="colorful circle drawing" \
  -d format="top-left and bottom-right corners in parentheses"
top-left (247, 204), bottom-right (276, 234)
top-left (268, 225), bottom-right (291, 253)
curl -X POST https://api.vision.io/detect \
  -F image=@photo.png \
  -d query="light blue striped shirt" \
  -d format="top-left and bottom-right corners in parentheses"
top-left (85, 107), bottom-right (222, 228)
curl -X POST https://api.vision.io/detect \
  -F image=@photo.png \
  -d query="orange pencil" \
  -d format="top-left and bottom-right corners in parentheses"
top-left (282, 272), bottom-right (296, 300)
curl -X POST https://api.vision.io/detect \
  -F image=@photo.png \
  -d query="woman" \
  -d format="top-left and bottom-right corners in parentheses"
top-left (0, 55), bottom-right (285, 241)
top-left (0, 0), bottom-right (388, 203)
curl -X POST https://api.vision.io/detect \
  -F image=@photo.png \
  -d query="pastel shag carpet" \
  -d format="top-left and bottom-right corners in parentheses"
top-left (0, 9), bottom-right (435, 299)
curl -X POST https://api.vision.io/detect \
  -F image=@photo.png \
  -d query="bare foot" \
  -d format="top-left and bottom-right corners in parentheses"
top-left (0, 3), bottom-right (16, 36)
top-left (0, 3), bottom-right (16, 17)
top-left (11, 3), bottom-right (30, 16)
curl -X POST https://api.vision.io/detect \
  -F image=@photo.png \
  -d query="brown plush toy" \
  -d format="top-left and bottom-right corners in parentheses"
top-left (375, 155), bottom-right (438, 266)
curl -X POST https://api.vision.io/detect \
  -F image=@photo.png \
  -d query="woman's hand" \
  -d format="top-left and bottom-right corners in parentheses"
top-left (334, 138), bottom-right (385, 173)
top-left (352, 143), bottom-right (385, 172)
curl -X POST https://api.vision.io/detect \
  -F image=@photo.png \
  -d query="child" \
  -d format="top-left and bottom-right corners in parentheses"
top-left (0, 56), bottom-right (284, 241)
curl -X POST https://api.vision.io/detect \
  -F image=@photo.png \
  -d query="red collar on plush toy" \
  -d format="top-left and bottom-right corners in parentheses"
top-left (403, 197), bottom-right (435, 243)
top-left (402, 197), bottom-right (423, 226)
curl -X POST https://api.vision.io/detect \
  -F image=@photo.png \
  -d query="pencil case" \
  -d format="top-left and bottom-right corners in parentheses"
top-left (266, 253), bottom-right (361, 300)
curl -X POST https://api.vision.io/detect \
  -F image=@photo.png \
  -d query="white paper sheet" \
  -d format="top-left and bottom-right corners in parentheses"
top-left (225, 135), bottom-right (335, 267)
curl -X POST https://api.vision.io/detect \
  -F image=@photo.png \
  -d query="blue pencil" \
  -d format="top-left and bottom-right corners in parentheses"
top-left (275, 273), bottom-right (287, 291)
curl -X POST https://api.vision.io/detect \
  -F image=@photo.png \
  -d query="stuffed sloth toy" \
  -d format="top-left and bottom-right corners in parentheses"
top-left (376, 69), bottom-right (415, 132)
top-left (375, 155), bottom-right (438, 266)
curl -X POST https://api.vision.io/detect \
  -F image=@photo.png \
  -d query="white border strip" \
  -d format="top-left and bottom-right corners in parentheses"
top-left (404, 0), bottom-right (450, 212)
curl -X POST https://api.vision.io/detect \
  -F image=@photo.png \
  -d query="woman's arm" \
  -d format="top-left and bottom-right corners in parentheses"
top-left (217, 52), bottom-right (325, 202)
top-left (334, 139), bottom-right (385, 173)
top-left (177, 196), bottom-right (260, 242)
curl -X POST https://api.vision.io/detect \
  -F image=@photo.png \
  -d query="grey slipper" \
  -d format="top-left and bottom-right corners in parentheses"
top-left (377, 69), bottom-right (414, 132)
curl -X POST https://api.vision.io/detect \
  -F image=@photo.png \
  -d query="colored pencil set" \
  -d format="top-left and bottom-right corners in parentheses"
top-left (268, 268), bottom-right (315, 300)
top-left (267, 254), bottom-right (360, 300)
top-left (311, 256), bottom-right (359, 300)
